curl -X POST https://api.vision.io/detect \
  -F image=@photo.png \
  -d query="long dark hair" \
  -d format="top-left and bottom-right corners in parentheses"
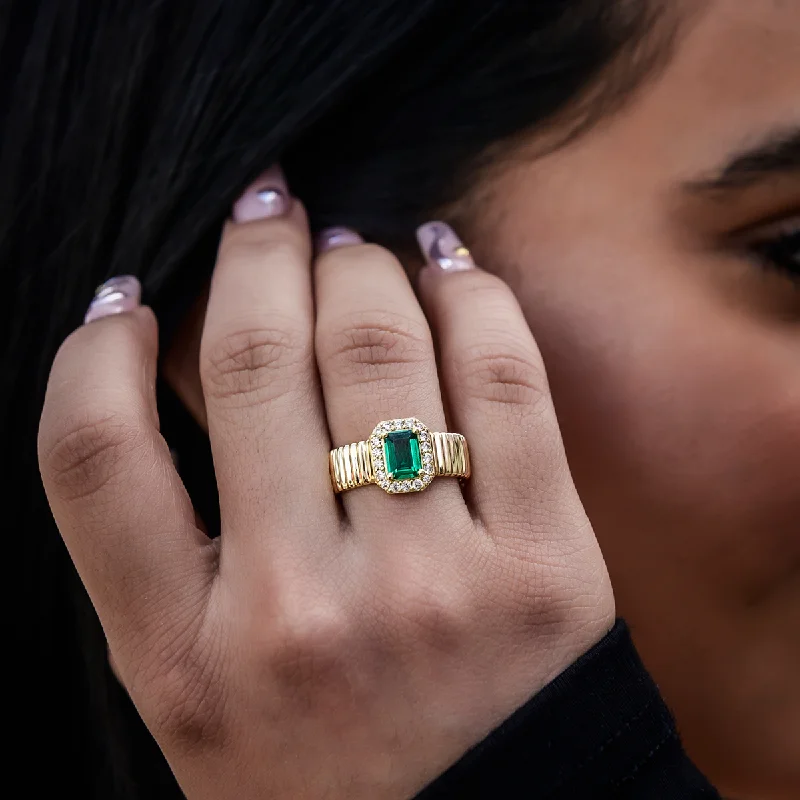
top-left (2, 1), bottom-right (672, 795)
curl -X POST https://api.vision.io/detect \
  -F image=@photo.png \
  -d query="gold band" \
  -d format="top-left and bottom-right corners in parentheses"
top-left (329, 418), bottom-right (470, 495)
top-left (329, 440), bottom-right (375, 493)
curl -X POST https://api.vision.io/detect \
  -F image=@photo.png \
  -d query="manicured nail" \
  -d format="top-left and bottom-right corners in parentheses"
top-left (232, 165), bottom-right (290, 223)
top-left (84, 276), bottom-right (142, 324)
top-left (316, 226), bottom-right (364, 253)
top-left (416, 221), bottom-right (475, 272)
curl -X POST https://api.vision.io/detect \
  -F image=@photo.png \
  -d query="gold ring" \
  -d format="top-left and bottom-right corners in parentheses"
top-left (329, 418), bottom-right (470, 494)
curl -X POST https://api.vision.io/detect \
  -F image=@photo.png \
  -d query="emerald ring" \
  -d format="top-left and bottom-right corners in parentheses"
top-left (329, 418), bottom-right (470, 494)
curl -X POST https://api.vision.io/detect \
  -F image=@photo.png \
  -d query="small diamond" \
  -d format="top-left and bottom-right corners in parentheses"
top-left (420, 431), bottom-right (430, 441)
top-left (413, 479), bottom-right (423, 489)
top-left (376, 470), bottom-right (385, 479)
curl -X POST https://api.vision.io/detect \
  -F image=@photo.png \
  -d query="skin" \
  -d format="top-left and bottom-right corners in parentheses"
top-left (38, 1), bottom-right (798, 798)
top-left (461, 2), bottom-right (799, 797)
top-left (39, 178), bottom-right (615, 798)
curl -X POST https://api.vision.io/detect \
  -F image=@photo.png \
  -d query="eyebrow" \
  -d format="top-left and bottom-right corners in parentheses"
top-left (683, 126), bottom-right (800, 194)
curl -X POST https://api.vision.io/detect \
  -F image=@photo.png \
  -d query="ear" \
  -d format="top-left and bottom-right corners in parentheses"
top-left (161, 286), bottom-right (210, 431)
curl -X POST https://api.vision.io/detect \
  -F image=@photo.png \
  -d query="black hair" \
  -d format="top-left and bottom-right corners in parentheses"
top-left (1, 1), bottom-right (674, 795)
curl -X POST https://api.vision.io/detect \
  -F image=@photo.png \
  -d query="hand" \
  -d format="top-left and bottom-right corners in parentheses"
top-left (39, 168), bottom-right (614, 799)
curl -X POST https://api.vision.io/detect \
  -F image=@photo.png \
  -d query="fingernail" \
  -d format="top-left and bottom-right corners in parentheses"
top-left (232, 165), bottom-right (291, 223)
top-left (84, 275), bottom-right (142, 324)
top-left (416, 221), bottom-right (475, 272)
top-left (316, 226), bottom-right (364, 253)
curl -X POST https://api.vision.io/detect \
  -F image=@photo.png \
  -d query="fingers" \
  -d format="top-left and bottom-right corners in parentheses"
top-left (200, 168), bottom-right (337, 554)
top-left (314, 229), bottom-right (466, 527)
top-left (38, 281), bottom-right (214, 652)
top-left (417, 223), bottom-right (586, 548)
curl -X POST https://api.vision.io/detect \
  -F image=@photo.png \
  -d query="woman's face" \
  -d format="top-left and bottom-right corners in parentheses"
top-left (470, 2), bottom-right (799, 797)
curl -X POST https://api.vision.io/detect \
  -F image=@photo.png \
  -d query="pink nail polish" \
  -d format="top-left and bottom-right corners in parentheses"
top-left (316, 226), bottom-right (364, 252)
top-left (232, 165), bottom-right (291, 223)
top-left (84, 276), bottom-right (142, 324)
top-left (416, 221), bottom-right (475, 272)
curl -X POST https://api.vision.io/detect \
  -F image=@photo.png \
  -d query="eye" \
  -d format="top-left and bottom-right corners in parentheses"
top-left (746, 216), bottom-right (799, 281)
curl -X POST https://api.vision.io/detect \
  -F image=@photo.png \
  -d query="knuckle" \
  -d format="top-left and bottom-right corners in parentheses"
top-left (456, 344), bottom-right (549, 410)
top-left (320, 310), bottom-right (431, 387)
top-left (265, 607), bottom-right (354, 705)
top-left (40, 412), bottom-right (148, 503)
top-left (395, 588), bottom-right (466, 653)
top-left (202, 323), bottom-right (311, 405)
top-left (375, 567), bottom-right (470, 653)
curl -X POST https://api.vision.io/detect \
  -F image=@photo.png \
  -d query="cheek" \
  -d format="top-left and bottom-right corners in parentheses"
top-left (500, 242), bottom-right (800, 598)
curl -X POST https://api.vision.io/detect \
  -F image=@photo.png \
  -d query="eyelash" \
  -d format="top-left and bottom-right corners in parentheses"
top-left (748, 218), bottom-right (799, 282)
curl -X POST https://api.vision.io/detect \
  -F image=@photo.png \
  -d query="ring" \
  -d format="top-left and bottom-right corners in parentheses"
top-left (329, 418), bottom-right (470, 494)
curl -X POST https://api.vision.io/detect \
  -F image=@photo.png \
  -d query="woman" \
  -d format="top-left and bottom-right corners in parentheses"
top-left (4, 0), bottom-right (798, 797)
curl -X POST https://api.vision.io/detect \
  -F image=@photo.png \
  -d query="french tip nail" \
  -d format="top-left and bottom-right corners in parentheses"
top-left (316, 226), bottom-right (364, 253)
top-left (232, 165), bottom-right (291, 223)
top-left (416, 221), bottom-right (475, 272)
top-left (84, 275), bottom-right (142, 324)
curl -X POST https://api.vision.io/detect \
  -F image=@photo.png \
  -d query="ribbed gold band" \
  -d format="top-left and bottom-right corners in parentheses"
top-left (329, 431), bottom-right (470, 494)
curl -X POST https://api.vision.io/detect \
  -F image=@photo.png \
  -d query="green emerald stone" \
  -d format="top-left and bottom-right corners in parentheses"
top-left (384, 429), bottom-right (422, 480)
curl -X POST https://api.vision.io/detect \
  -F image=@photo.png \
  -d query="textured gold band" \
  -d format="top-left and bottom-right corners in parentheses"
top-left (329, 440), bottom-right (375, 493)
top-left (329, 422), bottom-right (470, 495)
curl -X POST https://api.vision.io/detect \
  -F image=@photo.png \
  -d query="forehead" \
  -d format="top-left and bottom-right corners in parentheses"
top-left (668, 0), bottom-right (800, 118)
top-left (521, 0), bottom-right (800, 196)
top-left (459, 1), bottom-right (800, 241)
top-left (622, 0), bottom-right (800, 167)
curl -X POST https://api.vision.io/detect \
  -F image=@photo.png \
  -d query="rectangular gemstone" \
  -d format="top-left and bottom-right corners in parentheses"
top-left (384, 429), bottom-right (422, 480)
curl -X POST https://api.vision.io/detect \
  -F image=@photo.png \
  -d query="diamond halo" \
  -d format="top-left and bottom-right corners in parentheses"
top-left (369, 418), bottom-right (434, 494)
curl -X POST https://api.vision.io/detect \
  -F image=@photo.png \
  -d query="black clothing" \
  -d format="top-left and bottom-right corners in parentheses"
top-left (417, 621), bottom-right (719, 799)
